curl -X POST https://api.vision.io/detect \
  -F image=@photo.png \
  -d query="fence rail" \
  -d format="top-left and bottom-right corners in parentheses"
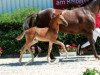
top-left (0, 0), bottom-right (53, 13)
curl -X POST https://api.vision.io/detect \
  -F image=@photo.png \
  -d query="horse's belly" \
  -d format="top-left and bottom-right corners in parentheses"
top-left (60, 24), bottom-right (80, 34)
top-left (35, 37), bottom-right (49, 42)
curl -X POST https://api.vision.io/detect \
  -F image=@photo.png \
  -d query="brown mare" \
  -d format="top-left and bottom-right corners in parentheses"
top-left (23, 0), bottom-right (100, 59)
top-left (16, 14), bottom-right (68, 64)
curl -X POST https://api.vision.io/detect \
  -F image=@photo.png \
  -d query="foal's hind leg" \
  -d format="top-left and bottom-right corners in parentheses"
top-left (24, 47), bottom-right (34, 66)
top-left (19, 47), bottom-right (25, 64)
top-left (55, 40), bottom-right (67, 57)
top-left (47, 42), bottom-right (53, 63)
top-left (19, 34), bottom-right (36, 65)
top-left (19, 43), bottom-right (31, 64)
top-left (19, 42), bottom-right (35, 65)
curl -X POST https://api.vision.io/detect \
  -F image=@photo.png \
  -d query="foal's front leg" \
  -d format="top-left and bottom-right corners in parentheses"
top-left (55, 40), bottom-right (67, 57)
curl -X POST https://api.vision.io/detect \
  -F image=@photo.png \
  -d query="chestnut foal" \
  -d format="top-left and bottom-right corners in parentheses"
top-left (16, 13), bottom-right (68, 64)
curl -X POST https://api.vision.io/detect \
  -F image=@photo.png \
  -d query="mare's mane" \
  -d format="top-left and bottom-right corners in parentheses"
top-left (81, 0), bottom-right (93, 6)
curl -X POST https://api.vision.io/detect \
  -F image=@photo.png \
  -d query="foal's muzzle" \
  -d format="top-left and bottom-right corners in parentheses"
top-left (60, 15), bottom-right (68, 27)
top-left (62, 20), bottom-right (68, 27)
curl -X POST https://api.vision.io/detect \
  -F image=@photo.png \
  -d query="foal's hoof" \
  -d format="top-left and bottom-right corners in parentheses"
top-left (48, 59), bottom-right (59, 64)
top-left (19, 60), bottom-right (22, 65)
top-left (47, 57), bottom-right (59, 64)
top-left (53, 58), bottom-right (59, 64)
top-left (60, 52), bottom-right (67, 58)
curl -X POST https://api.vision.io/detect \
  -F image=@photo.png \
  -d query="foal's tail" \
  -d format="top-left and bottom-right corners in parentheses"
top-left (16, 31), bottom-right (25, 41)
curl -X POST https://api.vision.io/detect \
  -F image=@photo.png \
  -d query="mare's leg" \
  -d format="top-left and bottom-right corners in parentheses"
top-left (76, 44), bottom-right (81, 55)
top-left (87, 31), bottom-right (100, 59)
top-left (55, 40), bottom-right (67, 57)
top-left (47, 42), bottom-right (53, 63)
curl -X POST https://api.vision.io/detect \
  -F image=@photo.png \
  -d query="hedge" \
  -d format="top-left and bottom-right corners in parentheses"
top-left (0, 8), bottom-right (40, 30)
top-left (0, 8), bottom-right (100, 57)
top-left (0, 8), bottom-right (40, 57)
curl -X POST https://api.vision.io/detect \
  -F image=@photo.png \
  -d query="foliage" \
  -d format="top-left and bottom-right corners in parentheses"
top-left (0, 8), bottom-right (40, 57)
top-left (0, 29), bottom-right (23, 56)
top-left (0, 8), bottom-right (40, 30)
top-left (58, 32), bottom-right (88, 46)
top-left (67, 47), bottom-right (77, 52)
top-left (83, 68), bottom-right (100, 75)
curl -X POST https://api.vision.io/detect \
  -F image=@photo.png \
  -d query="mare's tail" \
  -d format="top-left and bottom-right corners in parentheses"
top-left (16, 31), bottom-right (25, 41)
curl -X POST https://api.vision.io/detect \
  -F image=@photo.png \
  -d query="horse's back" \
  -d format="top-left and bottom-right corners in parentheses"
top-left (36, 8), bottom-right (54, 27)
top-left (60, 8), bottom-right (95, 34)
top-left (35, 27), bottom-right (49, 36)
top-left (36, 8), bottom-right (62, 27)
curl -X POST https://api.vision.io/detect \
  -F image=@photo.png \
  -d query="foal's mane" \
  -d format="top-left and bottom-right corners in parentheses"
top-left (49, 14), bottom-right (59, 27)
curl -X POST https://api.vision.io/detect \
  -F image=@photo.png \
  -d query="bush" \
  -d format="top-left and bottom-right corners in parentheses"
top-left (0, 8), bottom-right (40, 57)
top-left (58, 32), bottom-right (88, 46)
top-left (0, 8), bottom-right (40, 30)
top-left (83, 68), bottom-right (100, 75)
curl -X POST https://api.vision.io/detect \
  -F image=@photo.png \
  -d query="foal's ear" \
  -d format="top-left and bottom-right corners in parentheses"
top-left (56, 12), bottom-right (62, 17)
top-left (52, 12), bottom-right (62, 18)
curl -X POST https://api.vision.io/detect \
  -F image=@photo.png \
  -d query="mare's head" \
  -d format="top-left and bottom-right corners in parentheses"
top-left (50, 13), bottom-right (68, 27)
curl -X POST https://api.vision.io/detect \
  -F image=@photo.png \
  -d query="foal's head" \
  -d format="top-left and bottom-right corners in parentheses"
top-left (50, 13), bottom-right (68, 27)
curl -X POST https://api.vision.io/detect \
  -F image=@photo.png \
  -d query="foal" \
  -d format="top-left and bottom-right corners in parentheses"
top-left (16, 13), bottom-right (68, 64)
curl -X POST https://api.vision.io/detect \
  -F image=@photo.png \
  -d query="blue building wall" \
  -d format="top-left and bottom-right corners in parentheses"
top-left (0, 0), bottom-right (53, 13)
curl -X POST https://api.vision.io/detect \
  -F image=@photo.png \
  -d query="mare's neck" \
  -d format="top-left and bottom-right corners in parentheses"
top-left (84, 0), bottom-right (100, 15)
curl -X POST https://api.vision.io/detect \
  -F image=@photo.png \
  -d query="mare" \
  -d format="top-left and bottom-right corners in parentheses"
top-left (23, 0), bottom-right (100, 59)
top-left (16, 14), bottom-right (68, 64)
